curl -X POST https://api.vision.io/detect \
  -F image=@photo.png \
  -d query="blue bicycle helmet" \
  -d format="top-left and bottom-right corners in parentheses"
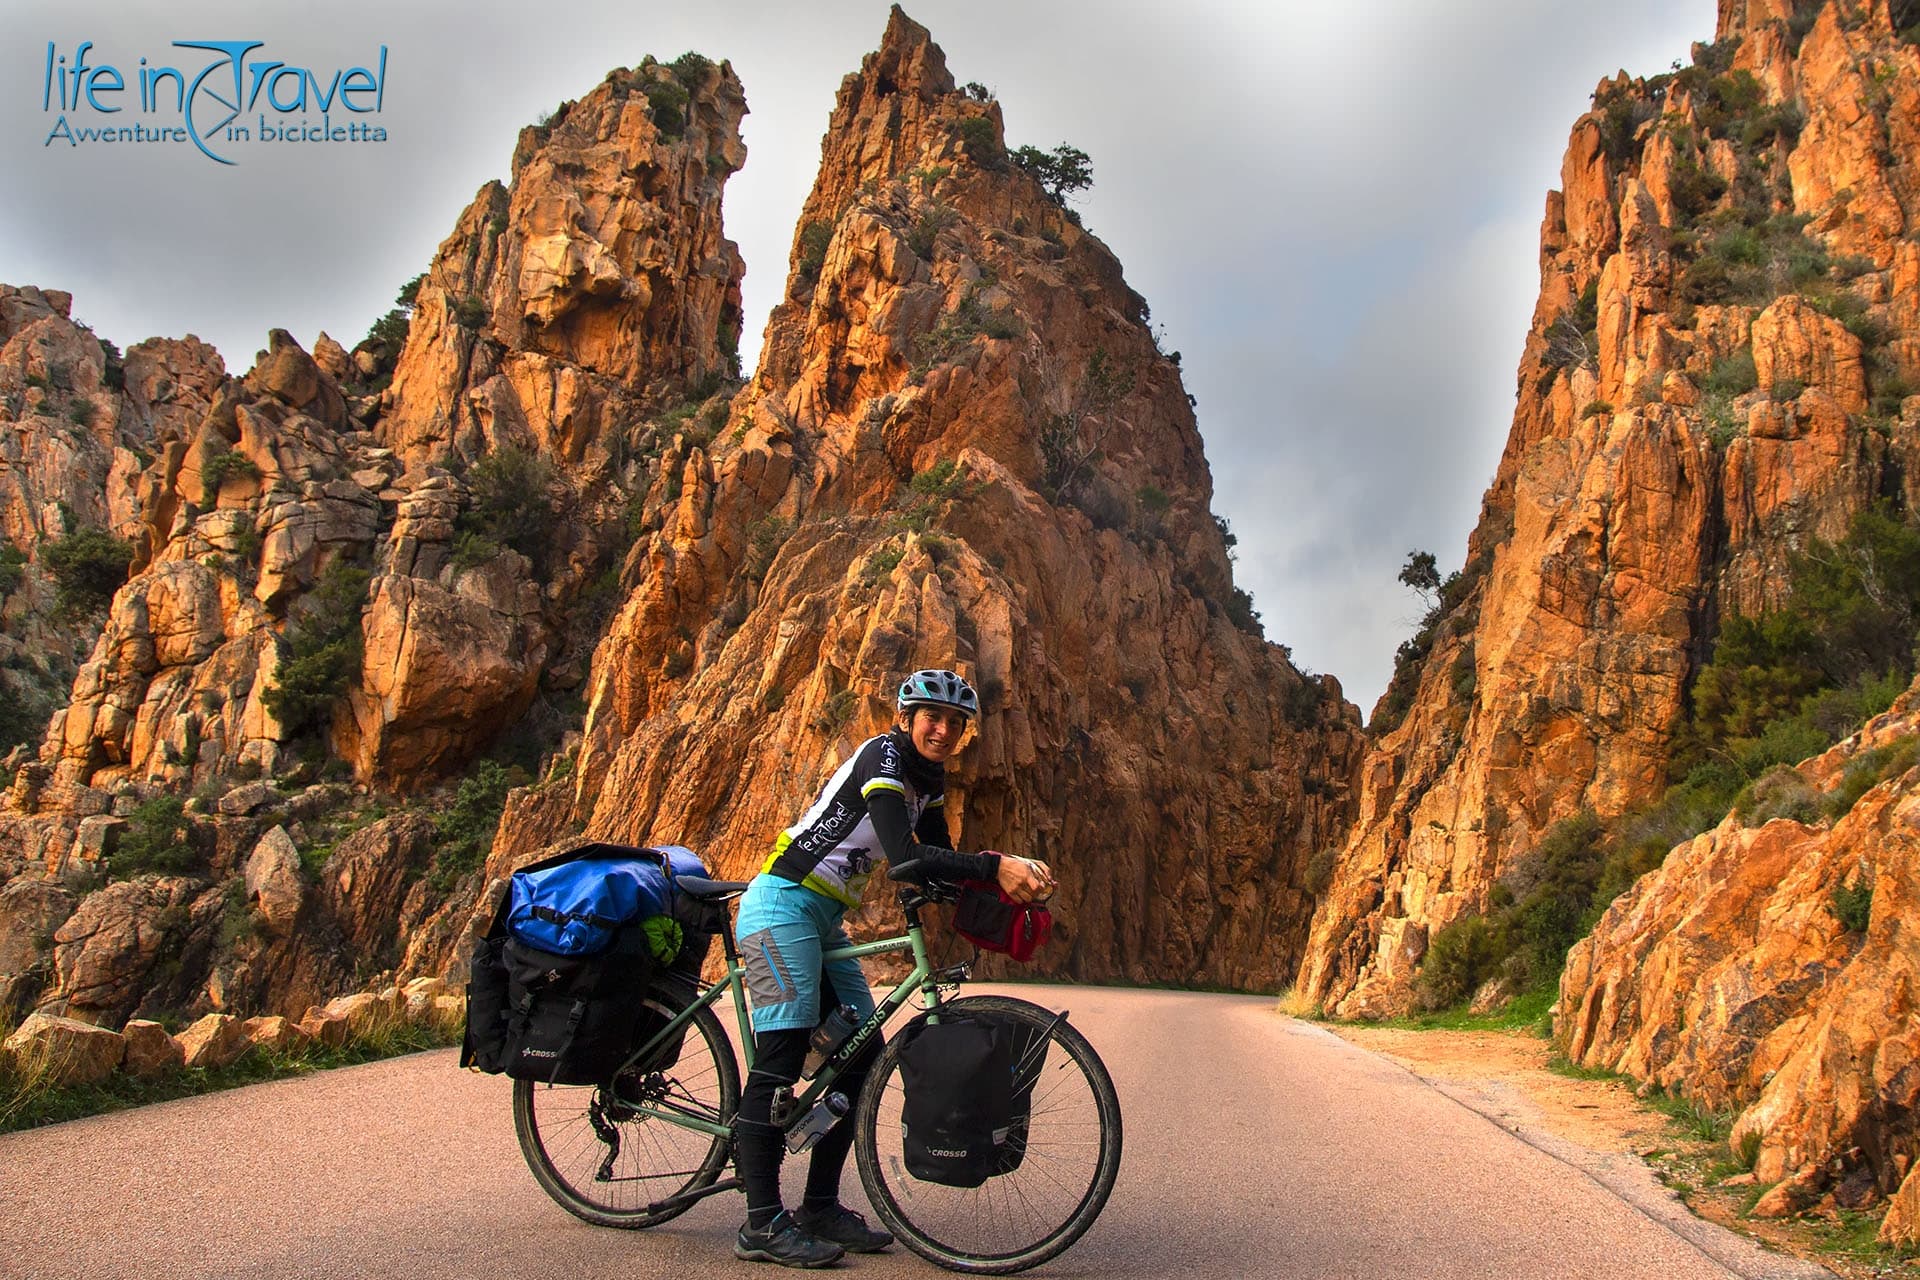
top-left (896, 668), bottom-right (980, 720)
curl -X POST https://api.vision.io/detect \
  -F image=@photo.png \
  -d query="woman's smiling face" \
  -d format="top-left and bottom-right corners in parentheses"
top-left (907, 706), bottom-right (969, 761)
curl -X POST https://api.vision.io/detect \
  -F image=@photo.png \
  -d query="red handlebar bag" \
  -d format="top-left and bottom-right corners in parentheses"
top-left (953, 881), bottom-right (1053, 962)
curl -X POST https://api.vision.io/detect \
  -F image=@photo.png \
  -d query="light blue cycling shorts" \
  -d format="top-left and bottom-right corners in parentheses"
top-left (735, 873), bottom-right (877, 1034)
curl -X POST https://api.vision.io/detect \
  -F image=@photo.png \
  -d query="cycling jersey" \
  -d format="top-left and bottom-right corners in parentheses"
top-left (763, 728), bottom-right (952, 907)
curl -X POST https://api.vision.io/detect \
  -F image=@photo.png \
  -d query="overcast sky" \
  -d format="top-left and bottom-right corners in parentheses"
top-left (0, 0), bottom-right (1715, 715)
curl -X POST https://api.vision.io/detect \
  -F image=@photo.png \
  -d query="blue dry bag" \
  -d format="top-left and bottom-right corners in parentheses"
top-left (506, 843), bottom-right (675, 955)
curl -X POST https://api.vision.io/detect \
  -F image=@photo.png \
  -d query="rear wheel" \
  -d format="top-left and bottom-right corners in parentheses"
top-left (513, 978), bottom-right (739, 1228)
top-left (852, 994), bottom-right (1122, 1273)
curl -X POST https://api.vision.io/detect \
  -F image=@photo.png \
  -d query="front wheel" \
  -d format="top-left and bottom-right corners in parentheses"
top-left (853, 994), bottom-right (1122, 1274)
top-left (513, 977), bottom-right (739, 1228)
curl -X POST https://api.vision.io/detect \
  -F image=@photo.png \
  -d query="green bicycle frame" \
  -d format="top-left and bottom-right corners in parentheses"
top-left (612, 908), bottom-right (950, 1140)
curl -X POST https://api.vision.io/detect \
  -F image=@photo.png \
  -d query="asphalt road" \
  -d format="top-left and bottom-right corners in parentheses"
top-left (0, 985), bottom-right (1831, 1280)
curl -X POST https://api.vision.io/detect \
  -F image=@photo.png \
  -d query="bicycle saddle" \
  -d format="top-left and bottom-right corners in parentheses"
top-left (675, 875), bottom-right (749, 900)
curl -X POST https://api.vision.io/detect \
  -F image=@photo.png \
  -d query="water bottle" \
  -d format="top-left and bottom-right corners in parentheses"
top-left (784, 1091), bottom-right (849, 1153)
top-left (802, 1004), bottom-right (861, 1078)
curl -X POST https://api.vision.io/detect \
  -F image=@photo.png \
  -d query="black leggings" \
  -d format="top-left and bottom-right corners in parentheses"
top-left (735, 1000), bottom-right (879, 1225)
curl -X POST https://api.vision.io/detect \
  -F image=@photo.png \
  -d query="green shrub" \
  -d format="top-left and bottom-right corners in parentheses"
top-left (1826, 735), bottom-right (1919, 818)
top-left (911, 292), bottom-right (1009, 377)
top-left (910, 460), bottom-right (966, 500)
top-left (1010, 143), bottom-right (1093, 206)
top-left (1449, 646), bottom-right (1478, 701)
top-left (42, 525), bottom-right (133, 618)
top-left (670, 51), bottom-right (712, 85)
top-left (643, 76), bottom-right (690, 139)
top-left (862, 543), bottom-right (904, 584)
top-left (1598, 91), bottom-right (1655, 165)
top-left (813, 688), bottom-right (859, 735)
top-left (1415, 915), bottom-right (1503, 1011)
top-left (1136, 484), bottom-right (1171, 513)
top-left (110, 796), bottom-right (200, 877)
top-left (97, 338), bottom-right (125, 391)
top-left (1704, 350), bottom-right (1758, 396)
top-left (796, 220), bottom-right (833, 282)
top-left (1692, 69), bottom-right (1764, 135)
top-left (1733, 764), bottom-right (1821, 826)
top-left (1680, 214), bottom-right (1828, 306)
top-left (450, 531), bottom-right (503, 570)
top-left (907, 205), bottom-right (957, 259)
top-left (395, 274), bottom-right (425, 309)
top-left (202, 451), bottom-right (259, 500)
top-left (0, 543), bottom-right (25, 597)
top-left (1225, 587), bottom-right (1263, 637)
top-left (954, 116), bottom-right (1000, 164)
top-left (428, 760), bottom-right (516, 891)
top-left (742, 516), bottom-right (789, 585)
top-left (450, 296), bottom-right (488, 329)
top-left (1668, 153), bottom-right (1729, 222)
top-left (1303, 847), bottom-right (1339, 896)
top-left (262, 562), bottom-right (371, 739)
top-left (361, 310), bottom-right (410, 377)
top-left (458, 447), bottom-right (555, 559)
top-left (1501, 811), bottom-right (1608, 969)
top-left (1831, 877), bottom-right (1873, 933)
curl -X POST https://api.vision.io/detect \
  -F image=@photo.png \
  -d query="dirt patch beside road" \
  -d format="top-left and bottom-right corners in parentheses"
top-left (1328, 1025), bottom-right (1665, 1153)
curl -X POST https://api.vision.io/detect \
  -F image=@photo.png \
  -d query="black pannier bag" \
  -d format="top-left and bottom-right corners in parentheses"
top-left (497, 928), bottom-right (654, 1084)
top-left (897, 1012), bottom-right (1017, 1188)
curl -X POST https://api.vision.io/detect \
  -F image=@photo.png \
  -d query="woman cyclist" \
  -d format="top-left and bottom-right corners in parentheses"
top-left (731, 668), bottom-right (1054, 1268)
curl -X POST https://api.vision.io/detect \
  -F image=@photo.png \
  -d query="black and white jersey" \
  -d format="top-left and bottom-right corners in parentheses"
top-left (763, 729), bottom-right (948, 907)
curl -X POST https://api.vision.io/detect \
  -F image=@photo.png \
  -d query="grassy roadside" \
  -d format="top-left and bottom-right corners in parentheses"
top-left (0, 1005), bottom-right (463, 1135)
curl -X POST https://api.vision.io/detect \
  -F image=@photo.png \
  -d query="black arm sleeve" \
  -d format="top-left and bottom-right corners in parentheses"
top-left (869, 789), bottom-right (998, 884)
top-left (914, 801), bottom-right (952, 849)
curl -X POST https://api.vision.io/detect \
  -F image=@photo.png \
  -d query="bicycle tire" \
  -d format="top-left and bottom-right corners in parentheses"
top-left (853, 994), bottom-right (1122, 1274)
top-left (513, 977), bottom-right (739, 1228)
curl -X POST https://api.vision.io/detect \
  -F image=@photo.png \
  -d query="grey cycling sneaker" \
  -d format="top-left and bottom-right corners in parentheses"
top-left (734, 1211), bottom-right (846, 1269)
top-left (797, 1202), bottom-right (894, 1253)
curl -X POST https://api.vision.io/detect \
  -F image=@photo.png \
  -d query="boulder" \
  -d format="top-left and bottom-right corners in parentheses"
top-left (244, 825), bottom-right (306, 933)
top-left (403, 977), bottom-right (449, 1024)
top-left (296, 1007), bottom-right (350, 1048)
top-left (3, 1012), bottom-right (124, 1086)
top-left (72, 815), bottom-right (125, 863)
top-left (121, 1019), bottom-right (184, 1076)
top-left (175, 1012), bottom-right (250, 1070)
top-left (217, 782), bottom-right (286, 817)
top-left (321, 991), bottom-right (384, 1036)
top-left (241, 1015), bottom-right (304, 1053)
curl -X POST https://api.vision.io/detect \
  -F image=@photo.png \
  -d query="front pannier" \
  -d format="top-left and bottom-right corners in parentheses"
top-left (897, 1012), bottom-right (1016, 1188)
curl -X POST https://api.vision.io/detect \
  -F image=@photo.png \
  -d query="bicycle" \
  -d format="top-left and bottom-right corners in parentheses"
top-left (509, 871), bottom-right (1123, 1274)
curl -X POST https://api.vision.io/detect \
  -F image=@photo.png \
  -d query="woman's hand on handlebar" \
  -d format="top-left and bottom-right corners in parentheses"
top-left (993, 852), bottom-right (1054, 903)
